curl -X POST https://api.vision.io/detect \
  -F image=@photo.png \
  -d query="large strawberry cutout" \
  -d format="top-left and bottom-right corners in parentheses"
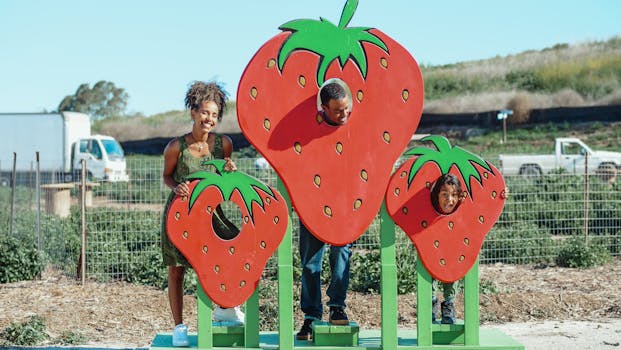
top-left (166, 160), bottom-right (288, 308)
top-left (236, 0), bottom-right (424, 245)
top-left (385, 136), bottom-right (506, 283)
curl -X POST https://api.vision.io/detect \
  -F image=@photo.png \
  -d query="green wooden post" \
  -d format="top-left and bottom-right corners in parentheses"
top-left (244, 289), bottom-right (260, 348)
top-left (276, 178), bottom-right (294, 350)
top-left (464, 258), bottom-right (480, 346)
top-left (197, 284), bottom-right (213, 349)
top-left (416, 259), bottom-right (434, 346)
top-left (379, 202), bottom-right (398, 349)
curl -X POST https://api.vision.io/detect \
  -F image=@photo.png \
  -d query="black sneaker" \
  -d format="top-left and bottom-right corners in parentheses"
top-left (329, 307), bottom-right (349, 325)
top-left (296, 319), bottom-right (314, 341)
top-left (441, 301), bottom-right (456, 324)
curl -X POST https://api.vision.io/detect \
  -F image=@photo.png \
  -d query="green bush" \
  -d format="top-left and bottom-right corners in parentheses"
top-left (350, 245), bottom-right (418, 294)
top-left (57, 330), bottom-right (87, 345)
top-left (0, 235), bottom-right (43, 283)
top-left (125, 244), bottom-right (167, 289)
top-left (482, 222), bottom-right (556, 264)
top-left (556, 236), bottom-right (611, 268)
top-left (0, 315), bottom-right (49, 346)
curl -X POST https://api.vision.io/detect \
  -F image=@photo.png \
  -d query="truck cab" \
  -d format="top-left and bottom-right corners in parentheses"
top-left (72, 135), bottom-right (129, 182)
top-left (556, 138), bottom-right (591, 174)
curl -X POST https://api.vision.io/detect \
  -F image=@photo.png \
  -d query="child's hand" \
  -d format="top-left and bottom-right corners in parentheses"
top-left (500, 187), bottom-right (509, 199)
top-left (224, 157), bottom-right (237, 172)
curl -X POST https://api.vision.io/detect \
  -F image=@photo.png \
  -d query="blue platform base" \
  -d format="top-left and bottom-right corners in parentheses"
top-left (150, 327), bottom-right (524, 349)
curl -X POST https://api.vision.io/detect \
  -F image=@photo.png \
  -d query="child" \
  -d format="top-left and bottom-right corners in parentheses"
top-left (429, 173), bottom-right (463, 324)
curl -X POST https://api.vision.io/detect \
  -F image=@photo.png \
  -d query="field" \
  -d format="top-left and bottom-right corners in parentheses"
top-left (1, 260), bottom-right (620, 349)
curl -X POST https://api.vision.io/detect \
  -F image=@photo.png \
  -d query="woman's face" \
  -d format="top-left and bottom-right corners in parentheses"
top-left (437, 183), bottom-right (461, 215)
top-left (191, 101), bottom-right (219, 133)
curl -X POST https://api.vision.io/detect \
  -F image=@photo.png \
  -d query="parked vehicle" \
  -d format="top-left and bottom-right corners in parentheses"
top-left (0, 112), bottom-right (129, 185)
top-left (498, 137), bottom-right (621, 177)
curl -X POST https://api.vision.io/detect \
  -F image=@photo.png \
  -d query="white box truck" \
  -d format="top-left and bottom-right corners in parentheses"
top-left (0, 112), bottom-right (129, 185)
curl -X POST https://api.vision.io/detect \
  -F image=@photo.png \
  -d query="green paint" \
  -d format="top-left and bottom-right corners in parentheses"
top-left (276, 177), bottom-right (294, 350)
top-left (277, 0), bottom-right (387, 86)
top-left (404, 135), bottom-right (493, 195)
top-left (186, 159), bottom-right (275, 220)
top-left (379, 202), bottom-right (398, 350)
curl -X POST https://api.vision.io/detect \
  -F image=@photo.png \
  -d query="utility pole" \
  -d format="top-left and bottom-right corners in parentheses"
top-left (497, 109), bottom-right (513, 144)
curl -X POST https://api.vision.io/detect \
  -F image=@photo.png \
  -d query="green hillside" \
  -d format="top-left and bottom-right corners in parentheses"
top-left (96, 36), bottom-right (621, 158)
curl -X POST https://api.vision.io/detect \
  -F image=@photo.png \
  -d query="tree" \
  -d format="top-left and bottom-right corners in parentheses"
top-left (58, 80), bottom-right (129, 119)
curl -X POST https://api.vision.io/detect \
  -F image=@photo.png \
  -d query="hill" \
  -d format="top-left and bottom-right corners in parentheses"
top-left (96, 36), bottom-right (621, 142)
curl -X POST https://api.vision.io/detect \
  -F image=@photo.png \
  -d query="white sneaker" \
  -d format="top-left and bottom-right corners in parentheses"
top-left (213, 305), bottom-right (245, 325)
top-left (172, 323), bottom-right (189, 347)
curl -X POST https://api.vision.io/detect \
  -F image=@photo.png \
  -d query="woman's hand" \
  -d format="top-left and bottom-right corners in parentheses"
top-left (224, 157), bottom-right (237, 172)
top-left (173, 180), bottom-right (190, 197)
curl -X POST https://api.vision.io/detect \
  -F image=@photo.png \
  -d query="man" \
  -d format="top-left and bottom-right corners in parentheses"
top-left (297, 81), bottom-right (353, 341)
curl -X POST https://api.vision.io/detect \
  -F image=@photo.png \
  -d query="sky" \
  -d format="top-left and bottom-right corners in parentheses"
top-left (1, 0), bottom-right (619, 117)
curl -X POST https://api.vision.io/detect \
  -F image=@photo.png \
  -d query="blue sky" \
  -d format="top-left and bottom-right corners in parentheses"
top-left (1, 0), bottom-right (619, 116)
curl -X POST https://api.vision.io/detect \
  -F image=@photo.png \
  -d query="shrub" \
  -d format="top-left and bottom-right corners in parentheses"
top-left (482, 222), bottom-right (556, 264)
top-left (0, 315), bottom-right (49, 346)
top-left (57, 330), bottom-right (87, 345)
top-left (125, 245), bottom-right (167, 289)
top-left (556, 236), bottom-right (611, 268)
top-left (506, 93), bottom-right (532, 124)
top-left (350, 245), bottom-right (418, 294)
top-left (0, 235), bottom-right (43, 283)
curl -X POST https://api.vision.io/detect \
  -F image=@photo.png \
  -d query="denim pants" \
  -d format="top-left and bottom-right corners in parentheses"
top-left (299, 222), bottom-right (352, 320)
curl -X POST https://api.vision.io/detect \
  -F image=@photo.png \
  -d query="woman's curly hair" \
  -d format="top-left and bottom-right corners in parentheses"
top-left (184, 81), bottom-right (228, 121)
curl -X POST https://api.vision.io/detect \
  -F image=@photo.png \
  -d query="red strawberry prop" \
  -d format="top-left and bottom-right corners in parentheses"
top-left (385, 136), bottom-right (506, 282)
top-left (166, 160), bottom-right (288, 308)
top-left (237, 0), bottom-right (424, 245)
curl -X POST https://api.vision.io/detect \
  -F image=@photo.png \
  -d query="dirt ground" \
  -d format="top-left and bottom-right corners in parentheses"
top-left (1, 259), bottom-right (620, 349)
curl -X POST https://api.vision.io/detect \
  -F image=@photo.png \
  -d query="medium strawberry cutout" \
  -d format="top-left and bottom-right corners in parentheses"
top-left (385, 136), bottom-right (506, 282)
top-left (237, 0), bottom-right (424, 245)
top-left (166, 160), bottom-right (288, 307)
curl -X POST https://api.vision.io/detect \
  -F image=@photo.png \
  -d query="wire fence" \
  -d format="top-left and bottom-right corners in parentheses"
top-left (1, 156), bottom-right (619, 282)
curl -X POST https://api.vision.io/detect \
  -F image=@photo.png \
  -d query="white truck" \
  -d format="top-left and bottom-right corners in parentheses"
top-left (498, 137), bottom-right (621, 177)
top-left (0, 112), bottom-right (129, 185)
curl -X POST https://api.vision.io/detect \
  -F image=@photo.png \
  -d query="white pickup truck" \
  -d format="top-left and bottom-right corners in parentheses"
top-left (498, 137), bottom-right (621, 176)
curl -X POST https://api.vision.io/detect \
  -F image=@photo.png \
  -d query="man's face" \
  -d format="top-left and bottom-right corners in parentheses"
top-left (322, 97), bottom-right (351, 125)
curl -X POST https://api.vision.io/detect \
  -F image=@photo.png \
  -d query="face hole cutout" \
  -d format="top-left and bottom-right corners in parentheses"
top-left (212, 200), bottom-right (242, 240)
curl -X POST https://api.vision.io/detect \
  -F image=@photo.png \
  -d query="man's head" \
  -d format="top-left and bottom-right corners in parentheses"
top-left (320, 82), bottom-right (351, 126)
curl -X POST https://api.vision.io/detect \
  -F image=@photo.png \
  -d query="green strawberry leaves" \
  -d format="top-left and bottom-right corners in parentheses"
top-left (278, 0), bottom-right (388, 86)
top-left (185, 159), bottom-right (276, 221)
top-left (404, 135), bottom-right (493, 195)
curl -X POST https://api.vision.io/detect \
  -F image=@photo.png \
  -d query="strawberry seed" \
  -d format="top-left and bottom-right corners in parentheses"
top-left (314, 175), bottom-right (321, 187)
top-left (356, 90), bottom-right (364, 102)
top-left (360, 169), bottom-right (368, 181)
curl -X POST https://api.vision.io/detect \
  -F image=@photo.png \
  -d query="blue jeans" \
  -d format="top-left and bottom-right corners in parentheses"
top-left (299, 222), bottom-right (352, 320)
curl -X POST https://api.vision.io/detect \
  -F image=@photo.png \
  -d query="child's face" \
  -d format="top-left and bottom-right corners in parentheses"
top-left (437, 184), bottom-right (461, 215)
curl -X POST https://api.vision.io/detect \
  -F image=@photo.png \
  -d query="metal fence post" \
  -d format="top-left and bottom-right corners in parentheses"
top-left (36, 152), bottom-right (41, 251)
top-left (584, 152), bottom-right (589, 246)
top-left (10, 152), bottom-right (16, 236)
top-left (81, 158), bottom-right (87, 285)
